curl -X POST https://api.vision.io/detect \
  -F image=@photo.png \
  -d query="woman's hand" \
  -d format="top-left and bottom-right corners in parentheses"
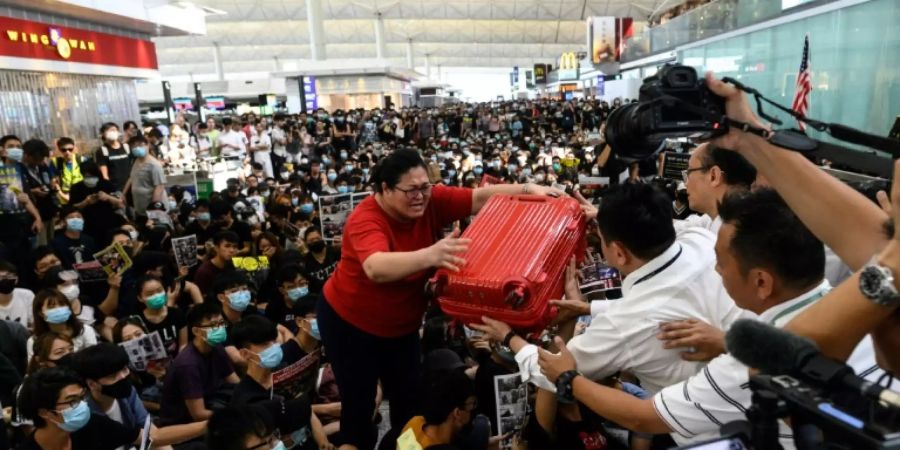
top-left (426, 227), bottom-right (471, 271)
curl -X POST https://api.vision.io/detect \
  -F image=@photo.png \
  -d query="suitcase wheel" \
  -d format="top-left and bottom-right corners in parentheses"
top-left (503, 284), bottom-right (527, 310)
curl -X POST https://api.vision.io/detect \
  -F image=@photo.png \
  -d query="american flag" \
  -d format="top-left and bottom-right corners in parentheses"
top-left (791, 34), bottom-right (812, 131)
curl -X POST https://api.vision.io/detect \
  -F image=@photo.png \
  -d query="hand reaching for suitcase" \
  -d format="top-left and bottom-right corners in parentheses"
top-left (427, 226), bottom-right (471, 272)
top-left (550, 257), bottom-right (590, 325)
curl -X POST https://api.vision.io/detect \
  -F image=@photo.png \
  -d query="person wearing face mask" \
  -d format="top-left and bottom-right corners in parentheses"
top-left (0, 259), bottom-right (34, 327)
top-left (136, 275), bottom-right (188, 359)
top-left (184, 200), bottom-right (215, 246)
top-left (26, 289), bottom-right (99, 363)
top-left (266, 265), bottom-right (311, 332)
top-left (123, 135), bottom-right (168, 218)
top-left (211, 272), bottom-right (293, 368)
top-left (159, 301), bottom-right (239, 426)
top-left (208, 400), bottom-right (314, 450)
top-left (0, 135), bottom-right (44, 267)
top-left (94, 123), bottom-right (132, 193)
top-left (230, 315), bottom-right (330, 449)
top-left (17, 366), bottom-right (143, 450)
top-left (301, 227), bottom-right (338, 297)
top-left (72, 343), bottom-right (209, 448)
top-left (51, 206), bottom-right (98, 269)
top-left (68, 160), bottom-right (126, 246)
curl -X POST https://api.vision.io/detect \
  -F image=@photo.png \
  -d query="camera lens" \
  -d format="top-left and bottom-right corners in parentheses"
top-left (604, 103), bottom-right (664, 163)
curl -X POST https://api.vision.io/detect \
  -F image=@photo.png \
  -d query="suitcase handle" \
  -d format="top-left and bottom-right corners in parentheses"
top-left (514, 195), bottom-right (549, 203)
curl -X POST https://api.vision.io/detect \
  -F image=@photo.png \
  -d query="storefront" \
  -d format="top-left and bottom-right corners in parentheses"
top-left (279, 68), bottom-right (417, 113)
top-left (0, 13), bottom-right (159, 150)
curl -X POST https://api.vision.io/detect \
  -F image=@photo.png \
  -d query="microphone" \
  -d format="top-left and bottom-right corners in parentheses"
top-left (726, 319), bottom-right (900, 409)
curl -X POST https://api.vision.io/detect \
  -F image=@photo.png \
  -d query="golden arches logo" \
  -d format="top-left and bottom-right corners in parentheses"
top-left (559, 52), bottom-right (578, 70)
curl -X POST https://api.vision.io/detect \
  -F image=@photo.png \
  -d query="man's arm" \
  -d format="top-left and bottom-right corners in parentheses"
top-left (97, 275), bottom-right (121, 316)
top-left (185, 398), bottom-right (213, 421)
top-left (706, 73), bottom-right (888, 271)
top-left (149, 421), bottom-right (208, 446)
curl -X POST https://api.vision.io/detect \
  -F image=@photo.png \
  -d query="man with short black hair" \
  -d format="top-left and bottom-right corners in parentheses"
top-left (206, 400), bottom-right (312, 450)
top-left (209, 199), bottom-right (252, 255)
top-left (159, 301), bottom-right (238, 426)
top-left (267, 264), bottom-right (312, 332)
top-left (22, 139), bottom-right (58, 244)
top-left (54, 137), bottom-right (84, 204)
top-left (193, 230), bottom-right (239, 293)
top-left (17, 366), bottom-right (141, 450)
top-left (0, 258), bottom-right (34, 328)
top-left (397, 370), bottom-right (477, 449)
top-left (303, 227), bottom-right (340, 296)
top-left (50, 205), bottom-right (98, 269)
top-left (72, 342), bottom-right (208, 447)
top-left (679, 143), bottom-right (756, 234)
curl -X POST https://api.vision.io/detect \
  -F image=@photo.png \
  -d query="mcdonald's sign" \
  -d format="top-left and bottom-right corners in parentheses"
top-left (558, 52), bottom-right (580, 81)
top-left (533, 63), bottom-right (547, 84)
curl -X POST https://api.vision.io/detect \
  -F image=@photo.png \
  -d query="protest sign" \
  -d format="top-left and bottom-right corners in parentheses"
top-left (172, 234), bottom-right (199, 268)
top-left (272, 348), bottom-right (322, 401)
top-left (93, 242), bottom-right (132, 277)
top-left (317, 192), bottom-right (371, 243)
top-left (119, 331), bottom-right (168, 371)
top-left (494, 373), bottom-right (528, 449)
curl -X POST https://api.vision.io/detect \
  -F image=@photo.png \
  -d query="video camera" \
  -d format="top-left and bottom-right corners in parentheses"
top-left (605, 63), bottom-right (900, 163)
top-left (605, 64), bottom-right (727, 163)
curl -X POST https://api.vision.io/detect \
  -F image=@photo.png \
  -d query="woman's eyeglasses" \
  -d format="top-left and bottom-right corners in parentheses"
top-left (393, 184), bottom-right (433, 200)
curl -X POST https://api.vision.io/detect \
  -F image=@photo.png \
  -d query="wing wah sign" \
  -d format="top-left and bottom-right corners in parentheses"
top-left (0, 15), bottom-right (158, 70)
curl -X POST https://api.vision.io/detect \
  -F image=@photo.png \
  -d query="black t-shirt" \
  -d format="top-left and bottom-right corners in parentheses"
top-left (233, 374), bottom-right (276, 405)
top-left (302, 248), bottom-right (340, 295)
top-left (50, 233), bottom-right (98, 269)
top-left (142, 307), bottom-right (187, 359)
top-left (473, 352), bottom-right (514, 435)
top-left (264, 297), bottom-right (298, 333)
top-left (95, 145), bottom-right (132, 192)
top-left (68, 179), bottom-right (125, 243)
top-left (19, 413), bottom-right (139, 450)
top-left (223, 305), bottom-right (261, 347)
top-left (20, 163), bottom-right (57, 220)
top-left (185, 220), bottom-right (216, 246)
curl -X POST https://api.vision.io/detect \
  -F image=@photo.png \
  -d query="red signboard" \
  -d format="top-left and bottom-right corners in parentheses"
top-left (0, 15), bottom-right (158, 70)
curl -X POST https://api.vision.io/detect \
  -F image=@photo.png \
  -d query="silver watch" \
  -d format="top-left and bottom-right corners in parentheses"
top-left (859, 263), bottom-right (900, 307)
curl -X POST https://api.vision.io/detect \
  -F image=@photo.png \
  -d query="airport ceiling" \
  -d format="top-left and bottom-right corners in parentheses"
top-left (153, 0), bottom-right (671, 76)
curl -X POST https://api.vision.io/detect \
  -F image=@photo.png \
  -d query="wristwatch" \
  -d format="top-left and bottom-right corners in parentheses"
top-left (859, 263), bottom-right (900, 307)
top-left (555, 369), bottom-right (581, 404)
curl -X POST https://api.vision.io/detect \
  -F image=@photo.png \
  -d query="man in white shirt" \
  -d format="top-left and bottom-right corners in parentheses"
top-left (533, 189), bottom-right (889, 449)
top-left (249, 122), bottom-right (273, 178)
top-left (0, 260), bottom-right (33, 328)
top-left (474, 183), bottom-right (751, 394)
top-left (675, 143), bottom-right (757, 235)
top-left (218, 118), bottom-right (248, 159)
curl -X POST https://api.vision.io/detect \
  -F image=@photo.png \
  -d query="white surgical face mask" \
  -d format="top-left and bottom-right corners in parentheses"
top-left (60, 284), bottom-right (80, 301)
top-left (104, 130), bottom-right (120, 141)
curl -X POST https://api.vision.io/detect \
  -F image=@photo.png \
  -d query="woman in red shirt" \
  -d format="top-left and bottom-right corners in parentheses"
top-left (318, 149), bottom-right (561, 450)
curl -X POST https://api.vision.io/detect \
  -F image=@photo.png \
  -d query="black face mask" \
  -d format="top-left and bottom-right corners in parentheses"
top-left (50, 353), bottom-right (74, 368)
top-left (100, 377), bottom-right (133, 399)
top-left (308, 240), bottom-right (326, 253)
top-left (0, 278), bottom-right (15, 295)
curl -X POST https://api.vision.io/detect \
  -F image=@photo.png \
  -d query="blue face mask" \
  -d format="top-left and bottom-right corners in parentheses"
top-left (271, 440), bottom-right (287, 450)
top-left (198, 212), bottom-right (211, 222)
top-left (337, 185), bottom-right (349, 194)
top-left (291, 197), bottom-right (300, 206)
top-left (256, 343), bottom-right (284, 369)
top-left (322, 157), bottom-right (331, 166)
top-left (287, 286), bottom-right (308, 302)
top-left (308, 318), bottom-right (321, 341)
top-left (524, 168), bottom-right (533, 176)
top-left (5, 147), bottom-right (23, 162)
top-left (66, 217), bottom-right (84, 232)
top-left (339, 152), bottom-right (348, 159)
top-left (344, 164), bottom-right (353, 172)
top-left (227, 289), bottom-right (252, 311)
top-left (206, 326), bottom-right (227, 345)
top-left (362, 168), bottom-right (369, 176)
top-left (327, 173), bottom-right (337, 182)
top-left (473, 167), bottom-right (484, 175)
top-left (45, 306), bottom-right (72, 324)
top-left (448, 169), bottom-right (457, 177)
top-left (146, 292), bottom-right (167, 310)
top-left (132, 147), bottom-right (147, 158)
top-left (507, 164), bottom-right (517, 171)
top-left (290, 427), bottom-right (310, 447)
top-left (300, 203), bottom-right (314, 214)
top-left (57, 400), bottom-right (91, 432)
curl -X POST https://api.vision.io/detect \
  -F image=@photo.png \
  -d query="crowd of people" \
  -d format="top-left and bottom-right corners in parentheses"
top-left (0, 72), bottom-right (897, 450)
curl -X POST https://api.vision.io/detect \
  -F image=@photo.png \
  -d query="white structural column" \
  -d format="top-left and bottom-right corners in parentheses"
top-left (212, 42), bottom-right (224, 81)
top-left (425, 53), bottom-right (431, 79)
top-left (406, 39), bottom-right (414, 69)
top-left (306, 0), bottom-right (327, 60)
top-left (373, 13), bottom-right (387, 60)
top-left (437, 64), bottom-right (442, 82)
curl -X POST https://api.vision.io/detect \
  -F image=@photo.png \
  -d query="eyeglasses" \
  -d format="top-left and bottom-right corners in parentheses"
top-left (60, 147), bottom-right (75, 153)
top-left (56, 390), bottom-right (87, 410)
top-left (681, 166), bottom-right (711, 183)
top-left (393, 184), bottom-right (433, 199)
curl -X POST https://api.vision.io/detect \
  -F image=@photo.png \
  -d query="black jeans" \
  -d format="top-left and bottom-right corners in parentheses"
top-left (317, 296), bottom-right (421, 450)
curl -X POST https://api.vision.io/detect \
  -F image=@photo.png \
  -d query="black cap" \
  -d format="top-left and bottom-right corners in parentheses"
top-left (424, 348), bottom-right (466, 373)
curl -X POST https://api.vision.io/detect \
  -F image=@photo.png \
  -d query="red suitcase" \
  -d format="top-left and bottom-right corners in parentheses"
top-left (432, 194), bottom-right (586, 332)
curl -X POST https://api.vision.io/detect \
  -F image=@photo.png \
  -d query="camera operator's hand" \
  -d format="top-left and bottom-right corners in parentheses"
top-left (705, 72), bottom-right (770, 151)
top-left (656, 319), bottom-right (725, 362)
top-left (470, 316), bottom-right (513, 344)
